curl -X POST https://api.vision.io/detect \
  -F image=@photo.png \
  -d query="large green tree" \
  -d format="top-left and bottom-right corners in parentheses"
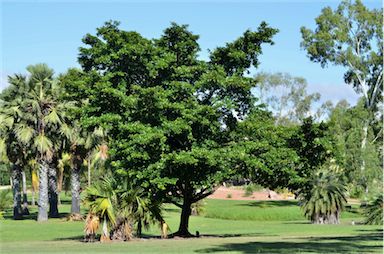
top-left (301, 0), bottom-right (383, 186)
top-left (73, 21), bottom-right (278, 237)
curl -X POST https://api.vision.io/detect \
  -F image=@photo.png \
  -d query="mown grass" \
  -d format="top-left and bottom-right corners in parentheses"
top-left (0, 193), bottom-right (382, 253)
top-left (204, 199), bottom-right (362, 221)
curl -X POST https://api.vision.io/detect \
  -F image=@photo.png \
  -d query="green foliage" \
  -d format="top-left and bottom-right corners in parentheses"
top-left (328, 99), bottom-right (382, 196)
top-left (229, 108), bottom-right (300, 191)
top-left (301, 0), bottom-right (382, 110)
top-left (84, 179), bottom-right (116, 227)
top-left (72, 20), bottom-right (278, 235)
top-left (288, 117), bottom-right (334, 192)
top-left (300, 170), bottom-right (347, 224)
top-left (0, 164), bottom-right (10, 185)
top-left (364, 194), bottom-right (383, 225)
top-left (0, 189), bottom-right (12, 219)
top-left (84, 176), bottom-right (164, 239)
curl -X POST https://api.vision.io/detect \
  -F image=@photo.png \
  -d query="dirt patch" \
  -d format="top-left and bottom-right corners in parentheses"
top-left (208, 186), bottom-right (294, 201)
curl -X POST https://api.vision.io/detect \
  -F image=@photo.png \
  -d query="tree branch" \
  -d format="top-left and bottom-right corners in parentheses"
top-left (369, 71), bottom-right (383, 109)
top-left (192, 185), bottom-right (220, 203)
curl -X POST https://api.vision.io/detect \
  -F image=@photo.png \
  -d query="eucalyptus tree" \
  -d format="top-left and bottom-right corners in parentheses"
top-left (75, 21), bottom-right (278, 237)
top-left (301, 0), bottom-right (383, 186)
top-left (254, 72), bottom-right (321, 125)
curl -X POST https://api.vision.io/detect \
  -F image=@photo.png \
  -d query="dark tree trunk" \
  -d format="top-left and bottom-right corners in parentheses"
top-left (48, 159), bottom-right (59, 218)
top-left (174, 197), bottom-right (193, 237)
top-left (137, 220), bottom-right (142, 237)
top-left (37, 160), bottom-right (49, 222)
top-left (71, 159), bottom-right (82, 215)
top-left (12, 164), bottom-right (23, 220)
top-left (21, 171), bottom-right (29, 215)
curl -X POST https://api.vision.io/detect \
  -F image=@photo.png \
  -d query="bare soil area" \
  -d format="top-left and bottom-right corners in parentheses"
top-left (208, 186), bottom-right (294, 201)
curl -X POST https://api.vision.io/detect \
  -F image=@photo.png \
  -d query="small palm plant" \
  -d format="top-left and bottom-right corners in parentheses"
top-left (364, 194), bottom-right (383, 225)
top-left (84, 178), bottom-right (116, 242)
top-left (300, 170), bottom-right (347, 224)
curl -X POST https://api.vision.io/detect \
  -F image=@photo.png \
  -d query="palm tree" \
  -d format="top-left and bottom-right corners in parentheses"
top-left (84, 178), bottom-right (116, 241)
top-left (64, 125), bottom-right (108, 216)
top-left (0, 100), bottom-right (26, 220)
top-left (13, 64), bottom-right (73, 221)
top-left (300, 170), bottom-right (347, 224)
top-left (84, 176), bottom-right (164, 241)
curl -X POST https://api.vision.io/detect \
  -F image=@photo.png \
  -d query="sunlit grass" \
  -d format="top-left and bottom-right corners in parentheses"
top-left (0, 193), bottom-right (382, 253)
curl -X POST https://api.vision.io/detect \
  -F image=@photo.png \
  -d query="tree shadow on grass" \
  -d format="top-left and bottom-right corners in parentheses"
top-left (54, 235), bottom-right (85, 242)
top-left (3, 210), bottom-right (70, 221)
top-left (195, 231), bottom-right (383, 253)
top-left (237, 200), bottom-right (298, 208)
top-left (199, 233), bottom-right (277, 238)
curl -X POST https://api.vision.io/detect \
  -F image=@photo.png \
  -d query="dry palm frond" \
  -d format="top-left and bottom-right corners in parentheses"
top-left (84, 213), bottom-right (100, 234)
top-left (67, 213), bottom-right (84, 221)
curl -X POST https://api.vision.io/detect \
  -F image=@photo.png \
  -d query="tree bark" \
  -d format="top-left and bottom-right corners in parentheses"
top-left (48, 161), bottom-right (59, 218)
top-left (57, 166), bottom-right (64, 205)
top-left (71, 162), bottom-right (81, 215)
top-left (37, 161), bottom-right (49, 222)
top-left (174, 197), bottom-right (193, 237)
top-left (137, 220), bottom-right (142, 237)
top-left (21, 171), bottom-right (29, 215)
top-left (31, 188), bottom-right (36, 206)
top-left (361, 120), bottom-right (369, 194)
top-left (12, 164), bottom-right (23, 220)
top-left (87, 157), bottom-right (91, 187)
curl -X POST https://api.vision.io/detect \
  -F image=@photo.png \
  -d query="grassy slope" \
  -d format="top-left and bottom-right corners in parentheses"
top-left (0, 195), bottom-right (382, 253)
top-left (204, 199), bottom-right (362, 221)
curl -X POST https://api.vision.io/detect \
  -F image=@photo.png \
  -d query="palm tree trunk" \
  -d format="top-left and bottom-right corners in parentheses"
top-left (70, 161), bottom-right (81, 215)
top-left (137, 220), bottom-right (142, 237)
top-left (21, 170), bottom-right (29, 215)
top-left (87, 157), bottom-right (91, 187)
top-left (12, 164), bottom-right (23, 220)
top-left (57, 168), bottom-right (64, 205)
top-left (48, 161), bottom-right (59, 218)
top-left (37, 161), bottom-right (49, 222)
top-left (361, 120), bottom-right (369, 195)
top-left (31, 189), bottom-right (36, 206)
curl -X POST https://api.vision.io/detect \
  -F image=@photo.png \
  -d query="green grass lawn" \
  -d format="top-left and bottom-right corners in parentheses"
top-left (0, 194), bottom-right (382, 253)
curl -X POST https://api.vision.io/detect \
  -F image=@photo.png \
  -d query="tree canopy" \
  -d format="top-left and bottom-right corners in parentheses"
top-left (66, 20), bottom-right (279, 236)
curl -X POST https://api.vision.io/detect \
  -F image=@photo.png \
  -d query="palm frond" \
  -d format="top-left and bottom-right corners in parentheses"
top-left (14, 124), bottom-right (34, 144)
top-left (34, 134), bottom-right (53, 155)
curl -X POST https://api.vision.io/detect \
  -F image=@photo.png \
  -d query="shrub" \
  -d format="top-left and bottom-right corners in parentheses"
top-left (0, 189), bottom-right (12, 219)
top-left (243, 183), bottom-right (264, 197)
top-left (364, 194), bottom-right (383, 225)
top-left (191, 199), bottom-right (206, 216)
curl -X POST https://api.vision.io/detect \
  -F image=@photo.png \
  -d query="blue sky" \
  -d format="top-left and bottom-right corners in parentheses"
top-left (1, 0), bottom-right (381, 106)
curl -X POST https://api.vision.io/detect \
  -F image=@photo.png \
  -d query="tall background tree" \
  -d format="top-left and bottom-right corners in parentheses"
top-left (301, 0), bottom-right (383, 193)
top-left (254, 72), bottom-right (323, 125)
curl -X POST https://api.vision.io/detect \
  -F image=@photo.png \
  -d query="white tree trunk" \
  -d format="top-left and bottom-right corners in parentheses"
top-left (37, 161), bottom-right (49, 222)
